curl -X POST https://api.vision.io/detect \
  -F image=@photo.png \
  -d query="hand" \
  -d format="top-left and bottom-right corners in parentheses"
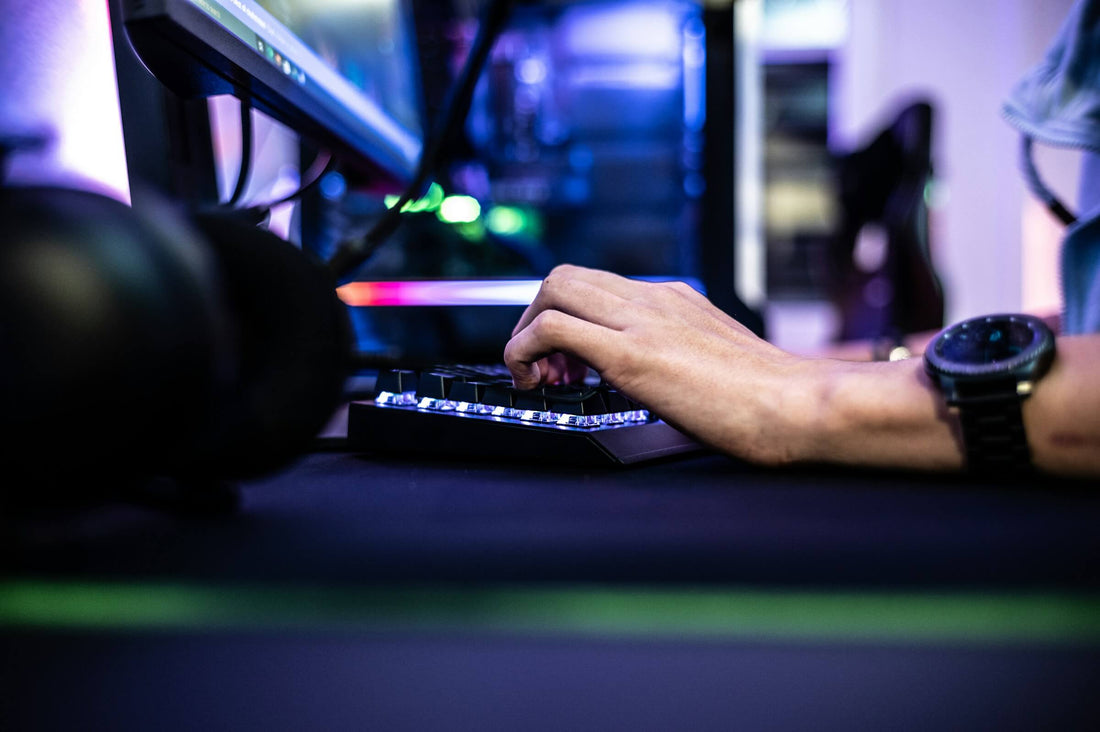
top-left (503, 264), bottom-right (824, 464)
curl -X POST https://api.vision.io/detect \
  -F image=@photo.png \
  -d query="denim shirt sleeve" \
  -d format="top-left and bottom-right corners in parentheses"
top-left (1003, 0), bottom-right (1100, 334)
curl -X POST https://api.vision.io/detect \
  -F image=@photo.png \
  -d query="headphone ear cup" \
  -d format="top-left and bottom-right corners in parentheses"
top-left (183, 212), bottom-right (352, 479)
top-left (0, 185), bottom-right (350, 498)
top-left (0, 186), bottom-right (233, 491)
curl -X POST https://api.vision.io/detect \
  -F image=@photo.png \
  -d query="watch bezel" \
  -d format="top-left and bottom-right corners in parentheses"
top-left (923, 313), bottom-right (1055, 381)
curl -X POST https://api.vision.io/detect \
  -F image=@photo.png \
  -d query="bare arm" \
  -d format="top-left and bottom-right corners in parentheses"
top-left (503, 265), bottom-right (1100, 477)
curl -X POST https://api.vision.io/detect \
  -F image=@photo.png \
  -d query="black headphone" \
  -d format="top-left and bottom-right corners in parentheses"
top-left (0, 0), bottom-right (518, 509)
top-left (0, 183), bottom-right (351, 505)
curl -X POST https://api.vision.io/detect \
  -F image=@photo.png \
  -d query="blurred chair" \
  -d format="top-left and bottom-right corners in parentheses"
top-left (827, 98), bottom-right (945, 343)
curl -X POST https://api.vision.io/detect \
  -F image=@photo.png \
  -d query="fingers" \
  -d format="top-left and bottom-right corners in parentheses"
top-left (512, 265), bottom-right (640, 337)
top-left (507, 353), bottom-right (589, 390)
top-left (517, 265), bottom-right (751, 339)
top-left (505, 309), bottom-right (617, 389)
top-left (505, 264), bottom-right (757, 390)
top-left (542, 352), bottom-right (590, 384)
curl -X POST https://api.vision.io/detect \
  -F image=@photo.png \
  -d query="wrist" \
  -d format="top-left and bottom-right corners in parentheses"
top-left (798, 358), bottom-right (964, 471)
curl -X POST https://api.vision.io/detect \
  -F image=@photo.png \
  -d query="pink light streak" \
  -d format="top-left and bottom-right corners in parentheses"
top-left (336, 279), bottom-right (542, 307)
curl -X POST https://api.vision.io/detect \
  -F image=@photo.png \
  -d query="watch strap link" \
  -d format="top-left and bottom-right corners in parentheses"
top-left (955, 393), bottom-right (1033, 473)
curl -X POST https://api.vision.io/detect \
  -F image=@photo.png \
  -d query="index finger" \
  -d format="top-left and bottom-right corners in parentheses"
top-left (504, 308), bottom-right (623, 389)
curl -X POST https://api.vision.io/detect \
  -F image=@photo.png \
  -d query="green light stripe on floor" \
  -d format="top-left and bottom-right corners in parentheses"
top-left (2, 581), bottom-right (1100, 645)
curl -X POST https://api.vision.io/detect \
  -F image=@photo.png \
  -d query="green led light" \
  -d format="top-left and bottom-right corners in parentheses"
top-left (437, 195), bottom-right (481, 224)
top-left (486, 205), bottom-right (528, 236)
top-left (384, 182), bottom-right (446, 213)
top-left (4, 581), bottom-right (1100, 646)
top-left (455, 220), bottom-right (487, 242)
top-left (424, 182), bottom-right (445, 210)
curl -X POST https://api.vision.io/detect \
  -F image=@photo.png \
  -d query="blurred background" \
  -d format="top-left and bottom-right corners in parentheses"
top-left (0, 0), bottom-right (1083, 358)
top-left (3, 7), bottom-right (1098, 727)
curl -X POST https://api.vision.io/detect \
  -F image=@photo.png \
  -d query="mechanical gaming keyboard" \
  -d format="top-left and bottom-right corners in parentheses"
top-left (346, 364), bottom-right (702, 466)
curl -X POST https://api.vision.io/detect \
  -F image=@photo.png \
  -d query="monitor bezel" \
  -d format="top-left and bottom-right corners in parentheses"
top-left (120, 0), bottom-right (423, 188)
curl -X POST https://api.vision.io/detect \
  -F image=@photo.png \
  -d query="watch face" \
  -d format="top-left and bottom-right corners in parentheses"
top-left (936, 319), bottom-right (1035, 364)
top-left (925, 313), bottom-right (1055, 379)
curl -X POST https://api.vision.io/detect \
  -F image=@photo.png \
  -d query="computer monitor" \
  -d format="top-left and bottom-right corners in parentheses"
top-left (120, 0), bottom-right (424, 187)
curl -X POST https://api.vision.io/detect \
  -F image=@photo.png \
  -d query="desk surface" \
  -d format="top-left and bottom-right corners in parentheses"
top-left (6, 449), bottom-right (1100, 588)
top-left (4, 450), bottom-right (1100, 731)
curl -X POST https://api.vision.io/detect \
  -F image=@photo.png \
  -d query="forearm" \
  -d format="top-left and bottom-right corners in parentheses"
top-left (787, 335), bottom-right (1100, 476)
top-left (504, 265), bottom-right (1099, 477)
top-left (779, 357), bottom-right (964, 472)
top-left (1022, 335), bottom-right (1100, 476)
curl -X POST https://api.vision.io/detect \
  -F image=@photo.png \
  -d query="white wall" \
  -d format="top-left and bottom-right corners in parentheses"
top-left (0, 0), bottom-right (129, 201)
top-left (831, 0), bottom-right (1078, 324)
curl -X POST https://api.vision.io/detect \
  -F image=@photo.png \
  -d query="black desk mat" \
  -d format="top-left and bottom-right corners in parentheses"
top-left (5, 451), bottom-right (1100, 589)
top-left (5, 453), bottom-right (1100, 731)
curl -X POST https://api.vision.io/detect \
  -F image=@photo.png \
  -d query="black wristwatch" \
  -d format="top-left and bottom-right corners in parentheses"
top-left (923, 313), bottom-right (1055, 473)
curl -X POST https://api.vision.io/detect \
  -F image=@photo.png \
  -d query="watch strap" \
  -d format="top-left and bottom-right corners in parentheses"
top-left (954, 393), bottom-right (1033, 473)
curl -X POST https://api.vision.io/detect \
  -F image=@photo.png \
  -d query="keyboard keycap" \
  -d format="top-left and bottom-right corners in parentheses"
top-left (513, 388), bottom-right (549, 412)
top-left (449, 380), bottom-right (491, 404)
top-left (548, 387), bottom-right (608, 416)
top-left (376, 369), bottom-right (418, 396)
top-left (417, 372), bottom-right (455, 400)
top-left (483, 384), bottom-right (516, 408)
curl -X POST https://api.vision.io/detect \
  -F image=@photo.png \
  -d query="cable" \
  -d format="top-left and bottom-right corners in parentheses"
top-left (325, 0), bottom-right (516, 282)
top-left (206, 127), bottom-right (333, 227)
top-left (261, 149), bottom-right (334, 208)
top-left (226, 97), bottom-right (254, 207)
top-left (226, 148), bottom-right (335, 222)
top-left (1020, 135), bottom-right (1077, 226)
